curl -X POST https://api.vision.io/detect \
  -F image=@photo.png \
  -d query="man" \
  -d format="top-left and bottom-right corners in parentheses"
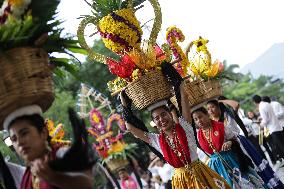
top-left (252, 95), bottom-right (284, 162)
top-left (264, 96), bottom-right (284, 128)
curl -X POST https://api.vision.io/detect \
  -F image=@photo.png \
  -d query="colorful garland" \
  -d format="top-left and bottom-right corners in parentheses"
top-left (106, 113), bottom-right (126, 132)
top-left (89, 108), bottom-right (105, 132)
top-left (45, 119), bottom-right (71, 148)
top-left (166, 26), bottom-right (190, 77)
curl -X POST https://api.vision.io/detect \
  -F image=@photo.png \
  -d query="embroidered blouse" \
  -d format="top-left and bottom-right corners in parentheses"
top-left (147, 117), bottom-right (198, 168)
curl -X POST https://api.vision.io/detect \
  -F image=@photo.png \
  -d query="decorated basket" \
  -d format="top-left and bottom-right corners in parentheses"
top-left (183, 79), bottom-right (222, 107)
top-left (183, 79), bottom-right (207, 107)
top-left (203, 80), bottom-right (222, 99)
top-left (106, 157), bottom-right (129, 172)
top-left (0, 47), bottom-right (54, 129)
top-left (125, 70), bottom-right (173, 110)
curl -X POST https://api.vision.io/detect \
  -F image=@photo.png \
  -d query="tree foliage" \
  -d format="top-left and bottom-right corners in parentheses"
top-left (223, 73), bottom-right (284, 112)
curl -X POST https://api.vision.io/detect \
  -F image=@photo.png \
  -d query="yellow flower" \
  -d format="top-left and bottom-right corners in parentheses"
top-left (192, 36), bottom-right (209, 53)
top-left (98, 9), bottom-right (142, 53)
top-left (92, 114), bottom-right (100, 124)
top-left (205, 61), bottom-right (219, 77)
top-left (108, 141), bottom-right (127, 154)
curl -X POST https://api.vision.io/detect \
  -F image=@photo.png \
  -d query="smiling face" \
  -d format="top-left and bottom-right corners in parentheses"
top-left (9, 120), bottom-right (48, 162)
top-left (151, 107), bottom-right (174, 133)
top-left (192, 111), bottom-right (211, 130)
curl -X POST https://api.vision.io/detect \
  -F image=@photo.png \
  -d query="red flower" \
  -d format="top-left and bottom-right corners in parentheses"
top-left (107, 55), bottom-right (136, 79)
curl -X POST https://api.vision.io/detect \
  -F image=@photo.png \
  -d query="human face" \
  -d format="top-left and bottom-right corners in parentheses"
top-left (206, 103), bottom-right (221, 118)
top-left (9, 120), bottom-right (48, 162)
top-left (247, 111), bottom-right (254, 119)
top-left (118, 170), bottom-right (129, 180)
top-left (192, 111), bottom-right (211, 129)
top-left (152, 107), bottom-right (174, 132)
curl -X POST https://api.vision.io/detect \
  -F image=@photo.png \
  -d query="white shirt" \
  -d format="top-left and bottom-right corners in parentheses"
top-left (259, 101), bottom-right (283, 134)
top-left (156, 164), bottom-right (173, 183)
top-left (7, 162), bottom-right (26, 189)
top-left (271, 101), bottom-right (284, 127)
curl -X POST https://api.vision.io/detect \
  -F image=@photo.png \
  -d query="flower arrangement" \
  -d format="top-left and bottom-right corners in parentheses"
top-left (0, 0), bottom-right (84, 76)
top-left (87, 107), bottom-right (136, 165)
top-left (166, 26), bottom-right (190, 77)
top-left (45, 119), bottom-right (71, 148)
top-left (187, 36), bottom-right (224, 80)
top-left (77, 0), bottom-right (164, 94)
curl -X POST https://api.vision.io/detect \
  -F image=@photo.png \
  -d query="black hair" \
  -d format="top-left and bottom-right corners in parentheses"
top-left (252, 95), bottom-right (262, 103)
top-left (117, 167), bottom-right (128, 173)
top-left (9, 114), bottom-right (45, 132)
top-left (191, 107), bottom-right (209, 116)
top-left (231, 140), bottom-right (253, 172)
top-left (262, 96), bottom-right (271, 103)
top-left (150, 105), bottom-right (171, 120)
top-left (9, 114), bottom-right (51, 142)
top-left (206, 100), bottom-right (249, 137)
top-left (0, 152), bottom-right (17, 189)
top-left (49, 108), bottom-right (97, 172)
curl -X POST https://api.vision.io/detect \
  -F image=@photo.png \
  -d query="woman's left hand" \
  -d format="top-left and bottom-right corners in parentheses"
top-left (221, 141), bottom-right (232, 151)
top-left (31, 154), bottom-right (57, 183)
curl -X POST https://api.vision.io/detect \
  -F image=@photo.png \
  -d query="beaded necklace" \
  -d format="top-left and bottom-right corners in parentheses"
top-left (202, 127), bottom-right (217, 152)
top-left (164, 125), bottom-right (190, 169)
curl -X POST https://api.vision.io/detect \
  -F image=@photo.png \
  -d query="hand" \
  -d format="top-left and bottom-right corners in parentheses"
top-left (119, 90), bottom-right (132, 108)
top-left (221, 141), bottom-right (232, 151)
top-left (31, 155), bottom-right (57, 184)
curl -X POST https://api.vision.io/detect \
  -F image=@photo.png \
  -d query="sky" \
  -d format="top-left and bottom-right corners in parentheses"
top-left (57, 0), bottom-right (284, 68)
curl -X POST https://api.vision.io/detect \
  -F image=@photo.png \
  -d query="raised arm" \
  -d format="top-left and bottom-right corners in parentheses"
top-left (180, 83), bottom-right (192, 124)
top-left (219, 99), bottom-right (239, 111)
top-left (120, 91), bottom-right (149, 143)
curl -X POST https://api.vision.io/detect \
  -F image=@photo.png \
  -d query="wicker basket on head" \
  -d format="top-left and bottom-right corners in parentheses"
top-left (125, 70), bottom-right (173, 110)
top-left (0, 47), bottom-right (54, 130)
top-left (183, 79), bottom-right (207, 107)
top-left (183, 79), bottom-right (222, 107)
top-left (106, 157), bottom-right (129, 172)
top-left (203, 80), bottom-right (222, 99)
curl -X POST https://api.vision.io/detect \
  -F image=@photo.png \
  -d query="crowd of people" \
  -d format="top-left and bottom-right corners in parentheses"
top-left (1, 64), bottom-right (284, 189)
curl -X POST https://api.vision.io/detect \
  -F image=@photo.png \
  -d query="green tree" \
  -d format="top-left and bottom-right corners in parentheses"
top-left (223, 73), bottom-right (284, 111)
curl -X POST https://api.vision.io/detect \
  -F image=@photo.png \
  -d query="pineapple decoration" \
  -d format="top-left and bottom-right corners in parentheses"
top-left (77, 0), bottom-right (162, 63)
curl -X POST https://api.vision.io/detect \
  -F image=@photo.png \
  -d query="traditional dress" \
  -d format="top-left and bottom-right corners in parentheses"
top-left (198, 120), bottom-right (267, 188)
top-left (221, 112), bottom-right (284, 189)
top-left (20, 147), bottom-right (65, 189)
top-left (147, 117), bottom-right (231, 189)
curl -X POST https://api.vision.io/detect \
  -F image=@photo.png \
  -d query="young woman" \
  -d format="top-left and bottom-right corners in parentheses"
top-left (119, 85), bottom-right (231, 189)
top-left (192, 107), bottom-right (266, 188)
top-left (206, 100), bottom-right (284, 189)
top-left (3, 105), bottom-right (94, 189)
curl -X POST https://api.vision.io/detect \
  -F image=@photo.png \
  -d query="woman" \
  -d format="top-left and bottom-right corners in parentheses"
top-left (206, 100), bottom-right (284, 189)
top-left (192, 107), bottom-right (266, 188)
top-left (120, 85), bottom-right (231, 189)
top-left (3, 105), bottom-right (94, 189)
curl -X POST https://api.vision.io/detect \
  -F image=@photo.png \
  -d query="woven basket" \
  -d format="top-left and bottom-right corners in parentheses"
top-left (0, 47), bottom-right (54, 130)
top-left (183, 79), bottom-right (222, 107)
top-left (106, 157), bottom-right (129, 172)
top-left (203, 80), bottom-right (222, 99)
top-left (125, 70), bottom-right (173, 110)
top-left (183, 79), bottom-right (207, 106)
